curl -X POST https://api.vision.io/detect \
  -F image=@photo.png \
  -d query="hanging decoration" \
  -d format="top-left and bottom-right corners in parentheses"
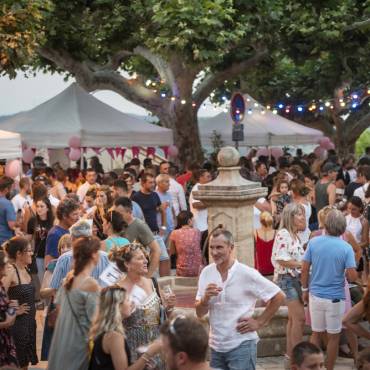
top-left (131, 147), bottom-right (140, 158)
top-left (161, 146), bottom-right (169, 158)
top-left (68, 136), bottom-right (81, 148)
top-left (22, 148), bottom-right (35, 164)
top-left (5, 160), bottom-right (22, 178)
top-left (69, 148), bottom-right (81, 161)
top-left (146, 147), bottom-right (155, 157)
top-left (106, 148), bottom-right (115, 160)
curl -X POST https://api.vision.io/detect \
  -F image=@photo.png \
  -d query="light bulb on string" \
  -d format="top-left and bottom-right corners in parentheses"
top-left (192, 102), bottom-right (196, 108)
top-left (210, 92), bottom-right (215, 98)
top-left (278, 103), bottom-right (284, 109)
top-left (181, 99), bottom-right (186, 105)
top-left (146, 79), bottom-right (152, 86)
top-left (285, 108), bottom-right (290, 113)
top-left (319, 106), bottom-right (324, 111)
top-left (352, 103), bottom-right (357, 108)
top-left (254, 102), bottom-right (259, 107)
top-left (340, 102), bottom-right (346, 107)
top-left (339, 98), bottom-right (344, 103)
top-left (297, 106), bottom-right (303, 112)
top-left (222, 96), bottom-right (227, 101)
top-left (261, 110), bottom-right (266, 115)
top-left (248, 109), bottom-right (252, 115)
top-left (161, 92), bottom-right (166, 98)
top-left (266, 105), bottom-right (271, 110)
top-left (352, 94), bottom-right (358, 99)
top-left (325, 101), bottom-right (330, 107)
top-left (367, 89), bottom-right (370, 94)
top-left (272, 109), bottom-right (278, 114)
top-left (330, 105), bottom-right (334, 109)
top-left (171, 96), bottom-right (176, 101)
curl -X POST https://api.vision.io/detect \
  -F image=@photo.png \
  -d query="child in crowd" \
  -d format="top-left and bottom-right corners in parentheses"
top-left (291, 341), bottom-right (324, 370)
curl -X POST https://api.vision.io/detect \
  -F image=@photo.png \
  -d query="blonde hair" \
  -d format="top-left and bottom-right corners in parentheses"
top-left (317, 206), bottom-right (335, 229)
top-left (90, 285), bottom-right (127, 339)
top-left (57, 234), bottom-right (72, 255)
top-left (260, 211), bottom-right (273, 228)
top-left (280, 203), bottom-right (305, 238)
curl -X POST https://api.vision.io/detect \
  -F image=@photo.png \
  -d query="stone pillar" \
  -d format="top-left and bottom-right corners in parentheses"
top-left (193, 147), bottom-right (267, 267)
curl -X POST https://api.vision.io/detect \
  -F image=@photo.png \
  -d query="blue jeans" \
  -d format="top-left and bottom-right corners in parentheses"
top-left (210, 339), bottom-right (257, 370)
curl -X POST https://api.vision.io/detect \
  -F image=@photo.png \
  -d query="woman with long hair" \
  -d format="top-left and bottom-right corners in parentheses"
top-left (102, 210), bottom-right (129, 252)
top-left (271, 203), bottom-right (306, 367)
top-left (110, 243), bottom-right (175, 370)
top-left (169, 210), bottom-right (202, 277)
top-left (346, 196), bottom-right (369, 284)
top-left (47, 237), bottom-right (101, 370)
top-left (0, 249), bottom-right (18, 367)
top-left (290, 179), bottom-right (312, 246)
top-left (89, 285), bottom-right (162, 370)
top-left (27, 197), bottom-right (55, 285)
top-left (93, 186), bottom-right (113, 240)
top-left (2, 237), bottom-right (38, 370)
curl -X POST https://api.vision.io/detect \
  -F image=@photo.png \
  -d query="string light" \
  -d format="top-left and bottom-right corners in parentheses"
top-left (181, 99), bottom-right (186, 105)
top-left (247, 109), bottom-right (252, 115)
top-left (352, 94), bottom-right (358, 99)
top-left (297, 106), bottom-right (303, 112)
top-left (254, 102), bottom-right (259, 107)
top-left (278, 103), bottom-right (284, 109)
top-left (325, 101), bottom-right (330, 107)
top-left (171, 96), bottom-right (176, 101)
top-left (352, 103), bottom-right (358, 108)
top-left (160, 92), bottom-right (166, 98)
top-left (272, 109), bottom-right (278, 114)
top-left (340, 101), bottom-right (346, 107)
top-left (266, 105), bottom-right (271, 110)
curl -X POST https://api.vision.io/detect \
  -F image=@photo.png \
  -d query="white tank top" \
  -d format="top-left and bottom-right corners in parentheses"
top-left (345, 214), bottom-right (362, 243)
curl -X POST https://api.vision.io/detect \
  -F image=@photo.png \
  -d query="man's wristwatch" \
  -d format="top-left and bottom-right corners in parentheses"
top-left (160, 226), bottom-right (167, 231)
top-left (301, 287), bottom-right (309, 292)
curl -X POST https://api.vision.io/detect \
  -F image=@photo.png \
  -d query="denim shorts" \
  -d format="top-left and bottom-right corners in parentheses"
top-left (210, 339), bottom-right (257, 370)
top-left (277, 274), bottom-right (301, 302)
top-left (153, 235), bottom-right (169, 261)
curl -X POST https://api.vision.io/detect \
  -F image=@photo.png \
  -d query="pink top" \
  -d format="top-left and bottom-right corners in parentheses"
top-left (170, 228), bottom-right (202, 277)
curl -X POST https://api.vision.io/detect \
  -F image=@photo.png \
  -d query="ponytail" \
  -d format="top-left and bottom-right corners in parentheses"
top-left (64, 236), bottom-right (100, 290)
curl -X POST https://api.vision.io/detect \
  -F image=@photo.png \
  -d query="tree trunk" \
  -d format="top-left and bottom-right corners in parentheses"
top-left (160, 107), bottom-right (204, 166)
top-left (333, 130), bottom-right (356, 158)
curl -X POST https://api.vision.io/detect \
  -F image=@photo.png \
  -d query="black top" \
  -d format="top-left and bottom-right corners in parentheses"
top-left (27, 216), bottom-right (52, 259)
top-left (132, 191), bottom-right (161, 232)
top-left (89, 333), bottom-right (131, 370)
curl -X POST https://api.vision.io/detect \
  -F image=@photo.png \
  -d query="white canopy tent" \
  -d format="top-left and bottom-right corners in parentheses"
top-left (0, 130), bottom-right (22, 159)
top-left (199, 95), bottom-right (323, 147)
top-left (0, 83), bottom-right (173, 148)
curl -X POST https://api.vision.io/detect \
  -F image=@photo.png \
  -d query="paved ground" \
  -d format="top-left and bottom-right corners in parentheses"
top-left (29, 311), bottom-right (357, 370)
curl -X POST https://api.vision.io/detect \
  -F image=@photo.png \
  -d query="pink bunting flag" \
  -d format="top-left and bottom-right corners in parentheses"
top-left (115, 147), bottom-right (121, 157)
top-left (161, 146), bottom-right (169, 158)
top-left (92, 147), bottom-right (101, 155)
top-left (131, 146), bottom-right (140, 158)
top-left (106, 148), bottom-right (115, 160)
top-left (120, 148), bottom-right (126, 160)
top-left (146, 147), bottom-right (155, 157)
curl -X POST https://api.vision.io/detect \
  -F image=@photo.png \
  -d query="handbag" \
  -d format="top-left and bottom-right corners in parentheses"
top-left (151, 277), bottom-right (167, 324)
top-left (47, 297), bottom-right (58, 328)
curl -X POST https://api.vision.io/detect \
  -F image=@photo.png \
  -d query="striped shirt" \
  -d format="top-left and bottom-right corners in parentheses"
top-left (49, 250), bottom-right (110, 289)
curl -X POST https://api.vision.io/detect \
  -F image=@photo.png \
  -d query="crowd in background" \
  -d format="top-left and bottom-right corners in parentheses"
top-left (0, 145), bottom-right (370, 369)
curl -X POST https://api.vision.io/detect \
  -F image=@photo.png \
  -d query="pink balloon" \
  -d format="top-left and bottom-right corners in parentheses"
top-left (68, 136), bottom-right (81, 148)
top-left (64, 148), bottom-right (71, 157)
top-left (326, 142), bottom-right (335, 150)
top-left (69, 148), bottom-right (81, 161)
top-left (256, 148), bottom-right (269, 157)
top-left (319, 137), bottom-right (331, 147)
top-left (22, 148), bottom-right (35, 164)
top-left (270, 147), bottom-right (284, 159)
top-left (314, 146), bottom-right (327, 159)
top-left (168, 145), bottom-right (179, 158)
top-left (5, 160), bottom-right (21, 178)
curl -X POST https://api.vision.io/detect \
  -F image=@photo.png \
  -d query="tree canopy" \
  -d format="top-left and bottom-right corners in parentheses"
top-left (2, 0), bottom-right (370, 161)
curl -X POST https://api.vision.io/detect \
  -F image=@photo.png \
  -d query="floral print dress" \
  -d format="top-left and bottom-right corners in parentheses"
top-left (271, 228), bottom-right (304, 279)
top-left (0, 283), bottom-right (18, 367)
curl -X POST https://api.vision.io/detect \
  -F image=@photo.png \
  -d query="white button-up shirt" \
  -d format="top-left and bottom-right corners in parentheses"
top-left (196, 260), bottom-right (281, 352)
top-left (168, 177), bottom-right (187, 216)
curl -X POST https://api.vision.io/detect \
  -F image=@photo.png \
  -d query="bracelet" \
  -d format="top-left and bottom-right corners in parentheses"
top-left (301, 287), bottom-right (309, 292)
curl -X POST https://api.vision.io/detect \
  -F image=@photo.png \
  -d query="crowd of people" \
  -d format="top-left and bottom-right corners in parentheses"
top-left (0, 146), bottom-right (370, 370)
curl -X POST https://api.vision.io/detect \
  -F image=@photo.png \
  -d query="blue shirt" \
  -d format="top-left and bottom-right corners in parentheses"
top-left (303, 235), bottom-right (356, 300)
top-left (0, 196), bottom-right (16, 244)
top-left (132, 201), bottom-right (144, 221)
top-left (156, 191), bottom-right (174, 233)
top-left (45, 225), bottom-right (69, 258)
top-left (49, 250), bottom-right (110, 289)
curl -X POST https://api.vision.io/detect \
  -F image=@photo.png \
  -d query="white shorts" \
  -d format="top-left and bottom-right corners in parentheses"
top-left (309, 294), bottom-right (345, 334)
top-left (153, 235), bottom-right (169, 261)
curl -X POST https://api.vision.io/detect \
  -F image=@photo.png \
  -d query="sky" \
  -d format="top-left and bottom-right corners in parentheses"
top-left (0, 72), bottom-right (223, 118)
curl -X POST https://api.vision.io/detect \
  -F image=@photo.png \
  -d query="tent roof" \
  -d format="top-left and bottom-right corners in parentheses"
top-left (0, 83), bottom-right (173, 148)
top-left (0, 130), bottom-right (22, 159)
top-left (199, 95), bottom-right (323, 146)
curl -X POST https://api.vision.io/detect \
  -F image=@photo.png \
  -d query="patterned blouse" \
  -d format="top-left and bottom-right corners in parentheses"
top-left (271, 228), bottom-right (304, 277)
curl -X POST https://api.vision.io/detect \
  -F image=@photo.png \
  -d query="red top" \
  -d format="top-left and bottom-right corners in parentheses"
top-left (255, 232), bottom-right (275, 275)
top-left (176, 171), bottom-right (192, 187)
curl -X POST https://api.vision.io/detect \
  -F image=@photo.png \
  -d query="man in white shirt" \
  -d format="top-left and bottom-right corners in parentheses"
top-left (168, 166), bottom-right (187, 216)
top-left (195, 229), bottom-right (285, 370)
top-left (189, 169), bottom-right (212, 233)
top-left (76, 168), bottom-right (99, 202)
top-left (354, 169), bottom-right (370, 201)
top-left (12, 177), bottom-right (32, 213)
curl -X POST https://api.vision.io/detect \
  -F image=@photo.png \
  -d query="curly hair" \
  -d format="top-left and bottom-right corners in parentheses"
top-left (109, 242), bottom-right (147, 273)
